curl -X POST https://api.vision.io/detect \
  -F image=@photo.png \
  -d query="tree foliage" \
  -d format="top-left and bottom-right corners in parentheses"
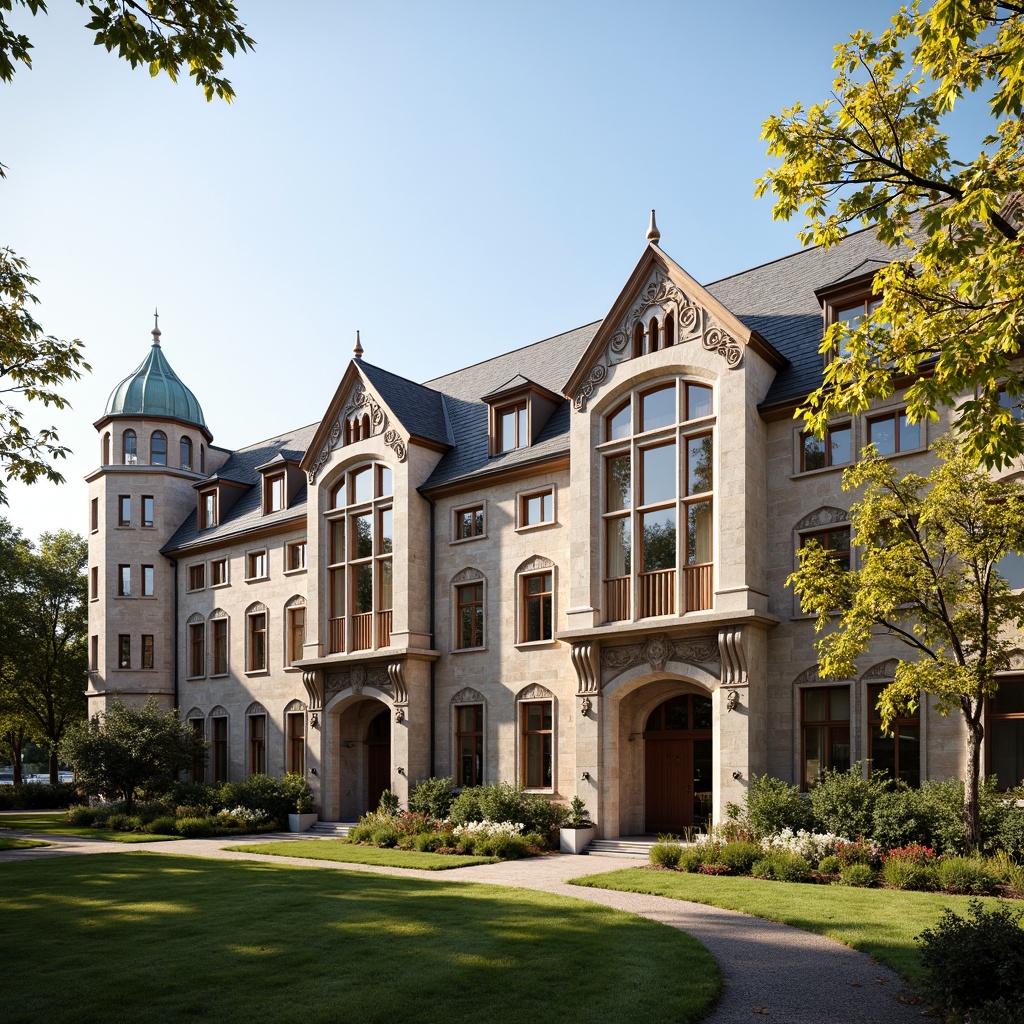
top-left (0, 1), bottom-right (252, 501)
top-left (0, 520), bottom-right (88, 782)
top-left (788, 437), bottom-right (1024, 849)
top-left (757, 1), bottom-right (1024, 468)
top-left (63, 697), bottom-right (205, 812)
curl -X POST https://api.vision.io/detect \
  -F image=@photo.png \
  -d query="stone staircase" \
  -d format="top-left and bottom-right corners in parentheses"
top-left (308, 821), bottom-right (355, 837)
top-left (585, 836), bottom-right (658, 859)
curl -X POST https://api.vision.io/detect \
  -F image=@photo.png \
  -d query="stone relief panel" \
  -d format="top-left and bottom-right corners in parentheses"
top-left (324, 665), bottom-right (393, 700)
top-left (451, 687), bottom-right (485, 704)
top-left (794, 507), bottom-right (849, 531)
top-left (308, 383), bottom-right (408, 483)
top-left (451, 567), bottom-right (484, 584)
top-left (600, 633), bottom-right (720, 687)
top-left (516, 683), bottom-right (555, 702)
top-left (860, 659), bottom-right (900, 681)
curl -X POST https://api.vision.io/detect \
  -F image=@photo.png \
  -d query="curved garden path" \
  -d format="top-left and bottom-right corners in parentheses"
top-left (0, 832), bottom-right (926, 1024)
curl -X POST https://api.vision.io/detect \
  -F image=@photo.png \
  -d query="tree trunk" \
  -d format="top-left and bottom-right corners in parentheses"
top-left (48, 746), bottom-right (59, 786)
top-left (963, 706), bottom-right (984, 853)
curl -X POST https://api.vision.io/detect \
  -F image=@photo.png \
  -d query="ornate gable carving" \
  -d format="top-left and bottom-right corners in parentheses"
top-left (517, 683), bottom-right (555, 701)
top-left (308, 383), bottom-right (408, 483)
top-left (795, 507), bottom-right (849, 531)
top-left (452, 567), bottom-right (484, 585)
top-left (451, 686), bottom-right (485, 704)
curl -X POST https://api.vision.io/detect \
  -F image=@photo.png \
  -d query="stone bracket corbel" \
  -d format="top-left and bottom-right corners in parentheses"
top-left (718, 627), bottom-right (748, 687)
top-left (388, 661), bottom-right (408, 706)
top-left (302, 669), bottom-right (324, 711)
top-left (571, 641), bottom-right (599, 696)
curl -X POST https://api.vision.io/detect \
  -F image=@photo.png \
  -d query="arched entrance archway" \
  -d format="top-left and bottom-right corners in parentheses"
top-left (330, 697), bottom-right (392, 820)
top-left (366, 708), bottom-right (391, 811)
top-left (644, 694), bottom-right (712, 833)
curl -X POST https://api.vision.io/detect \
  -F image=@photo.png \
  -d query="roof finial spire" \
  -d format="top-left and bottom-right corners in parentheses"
top-left (353, 330), bottom-right (363, 359)
top-left (151, 308), bottom-right (162, 347)
top-left (646, 209), bottom-right (661, 245)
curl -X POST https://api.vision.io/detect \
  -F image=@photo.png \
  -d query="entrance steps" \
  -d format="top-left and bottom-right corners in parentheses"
top-left (309, 821), bottom-right (355, 837)
top-left (586, 836), bottom-right (659, 859)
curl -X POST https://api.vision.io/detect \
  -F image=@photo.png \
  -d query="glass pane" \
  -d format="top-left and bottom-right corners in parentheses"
top-left (641, 443), bottom-right (675, 505)
top-left (836, 303), bottom-right (866, 327)
top-left (379, 559), bottom-right (393, 611)
top-left (990, 719), bottom-right (1024, 789)
top-left (379, 467), bottom-right (392, 497)
top-left (868, 416), bottom-right (896, 456)
top-left (332, 480), bottom-right (346, 509)
top-left (899, 414), bottom-right (920, 451)
top-left (641, 385), bottom-right (676, 432)
top-left (871, 726), bottom-right (896, 780)
top-left (804, 725), bottom-right (823, 785)
top-left (803, 434), bottom-right (825, 471)
top-left (830, 425), bottom-right (851, 465)
top-left (998, 552), bottom-right (1024, 590)
top-left (687, 384), bottom-right (713, 420)
top-left (991, 678), bottom-right (1024, 715)
top-left (606, 455), bottom-right (631, 512)
top-left (500, 409), bottom-right (517, 452)
top-left (686, 501), bottom-right (712, 564)
top-left (379, 509), bottom-right (393, 554)
top-left (642, 508), bottom-right (676, 572)
top-left (542, 492), bottom-right (552, 522)
top-left (606, 517), bottom-right (631, 577)
top-left (693, 696), bottom-right (712, 729)
top-left (527, 573), bottom-right (550, 595)
top-left (898, 724), bottom-right (920, 786)
top-left (517, 406), bottom-right (527, 446)
top-left (831, 727), bottom-right (851, 772)
top-left (607, 401), bottom-right (631, 441)
top-left (330, 567), bottom-right (345, 617)
top-left (352, 467), bottom-right (372, 504)
top-left (353, 563), bottom-right (373, 614)
top-left (526, 495), bottom-right (542, 523)
top-left (664, 697), bottom-right (688, 730)
top-left (687, 435), bottom-right (713, 495)
top-left (830, 687), bottom-right (851, 721)
top-left (352, 514), bottom-right (372, 559)
top-left (803, 688), bottom-right (826, 721)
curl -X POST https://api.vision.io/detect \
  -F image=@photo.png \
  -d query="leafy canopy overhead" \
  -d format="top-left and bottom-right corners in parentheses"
top-left (757, 1), bottom-right (1024, 468)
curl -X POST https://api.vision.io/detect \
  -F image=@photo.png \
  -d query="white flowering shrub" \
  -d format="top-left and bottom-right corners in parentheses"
top-left (456, 819), bottom-right (524, 839)
top-left (218, 806), bottom-right (269, 825)
top-left (764, 827), bottom-right (847, 863)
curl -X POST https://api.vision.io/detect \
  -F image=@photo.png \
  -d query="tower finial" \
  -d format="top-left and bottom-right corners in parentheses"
top-left (646, 209), bottom-right (661, 245)
top-left (353, 330), bottom-right (363, 359)
top-left (151, 308), bottom-right (162, 346)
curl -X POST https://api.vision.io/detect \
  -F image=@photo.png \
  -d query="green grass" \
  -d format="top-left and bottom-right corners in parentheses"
top-left (0, 836), bottom-right (50, 850)
top-left (571, 866), bottom-right (1021, 988)
top-left (227, 838), bottom-right (499, 869)
top-left (0, 854), bottom-right (719, 1024)
top-left (0, 811), bottom-right (178, 843)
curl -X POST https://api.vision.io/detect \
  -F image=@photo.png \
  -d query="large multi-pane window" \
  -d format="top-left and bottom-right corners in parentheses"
top-left (801, 686), bottom-right (851, 788)
top-left (520, 571), bottom-right (553, 642)
top-left (286, 711), bottom-right (305, 775)
top-left (988, 678), bottom-right (1024, 790)
top-left (325, 463), bottom-right (393, 653)
top-left (455, 704), bottom-right (483, 787)
top-left (868, 683), bottom-right (920, 786)
top-left (212, 716), bottom-right (228, 782)
top-left (247, 606), bottom-right (267, 672)
top-left (456, 582), bottom-right (484, 649)
top-left (602, 380), bottom-right (713, 621)
top-left (521, 701), bottom-right (553, 789)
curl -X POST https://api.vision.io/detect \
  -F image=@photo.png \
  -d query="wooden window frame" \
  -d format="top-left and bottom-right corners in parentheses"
top-left (454, 702), bottom-right (484, 788)
top-left (286, 712), bottom-right (305, 775)
top-left (188, 621), bottom-right (206, 679)
top-left (187, 563), bottom-right (206, 592)
top-left (287, 605), bottom-right (306, 666)
top-left (264, 472), bottom-right (286, 515)
top-left (141, 634), bottom-right (154, 670)
top-left (180, 435), bottom-right (193, 470)
top-left (200, 489), bottom-right (218, 530)
top-left (211, 616), bottom-right (229, 676)
top-left (800, 422), bottom-right (852, 472)
top-left (801, 686), bottom-right (851, 789)
top-left (826, 290), bottom-right (882, 360)
top-left (519, 700), bottom-right (553, 790)
top-left (89, 635), bottom-right (98, 672)
top-left (866, 409), bottom-right (921, 456)
top-left (800, 525), bottom-right (852, 572)
top-left (453, 503), bottom-right (485, 541)
top-left (210, 558), bottom-right (228, 587)
top-left (211, 716), bottom-right (229, 782)
top-left (454, 581), bottom-right (485, 650)
top-left (518, 488), bottom-right (554, 530)
top-left (246, 549), bottom-right (268, 581)
top-left (986, 678), bottom-right (1024, 790)
top-left (519, 570), bottom-right (553, 644)
top-left (867, 682), bottom-right (920, 786)
top-left (122, 429), bottom-right (137, 465)
top-left (90, 566), bottom-right (98, 601)
top-left (494, 401), bottom-right (528, 455)
top-left (248, 713), bottom-right (267, 776)
top-left (90, 497), bottom-right (99, 533)
top-left (118, 633), bottom-right (131, 669)
top-left (286, 540), bottom-right (307, 572)
top-left (118, 494), bottom-right (131, 526)
top-left (247, 610), bottom-right (268, 673)
top-left (190, 719), bottom-right (205, 782)
top-left (142, 495), bottom-right (154, 528)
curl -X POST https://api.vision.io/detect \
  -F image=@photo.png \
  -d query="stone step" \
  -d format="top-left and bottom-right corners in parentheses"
top-left (586, 839), bottom-right (656, 858)
top-left (309, 821), bottom-right (355, 837)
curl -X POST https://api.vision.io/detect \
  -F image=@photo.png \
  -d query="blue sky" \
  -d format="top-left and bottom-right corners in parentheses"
top-left (0, 0), bottom-right (989, 539)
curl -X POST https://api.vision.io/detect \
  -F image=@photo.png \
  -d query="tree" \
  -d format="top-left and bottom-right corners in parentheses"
top-left (0, 523), bottom-right (88, 782)
top-left (0, 1), bottom-right (254, 503)
top-left (789, 438), bottom-right (1024, 850)
top-left (757, 1), bottom-right (1024, 469)
top-left (63, 697), bottom-right (205, 812)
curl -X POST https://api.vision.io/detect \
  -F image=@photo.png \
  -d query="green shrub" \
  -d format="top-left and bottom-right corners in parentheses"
top-left (679, 849), bottom-right (703, 872)
top-left (448, 782), bottom-right (567, 847)
top-left (834, 838), bottom-right (881, 867)
top-left (719, 840), bottom-right (761, 875)
top-left (650, 842), bottom-right (683, 868)
top-left (871, 786), bottom-right (936, 851)
top-left (475, 833), bottom-right (530, 859)
top-left (104, 813), bottom-right (134, 832)
top-left (808, 762), bottom-right (887, 838)
top-left (66, 804), bottom-right (101, 826)
top-left (771, 852), bottom-right (812, 882)
top-left (918, 777), bottom-right (1008, 855)
top-left (448, 787), bottom-right (483, 826)
top-left (937, 857), bottom-right (999, 895)
top-left (370, 822), bottom-right (400, 848)
top-left (740, 774), bottom-right (814, 836)
top-left (378, 789), bottom-right (400, 815)
top-left (408, 777), bottom-right (456, 819)
top-left (881, 858), bottom-right (935, 891)
top-left (750, 857), bottom-right (775, 879)
top-left (917, 900), bottom-right (1024, 1023)
top-left (999, 807), bottom-right (1024, 860)
top-left (144, 815), bottom-right (178, 835)
top-left (817, 854), bottom-right (842, 874)
top-left (281, 773), bottom-right (314, 815)
top-left (0, 781), bottom-right (81, 810)
top-left (175, 816), bottom-right (217, 838)
top-left (218, 774), bottom-right (291, 826)
top-left (839, 862), bottom-right (876, 887)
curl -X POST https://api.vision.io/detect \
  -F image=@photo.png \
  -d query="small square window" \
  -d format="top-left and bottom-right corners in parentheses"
top-left (454, 504), bottom-right (485, 540)
top-left (519, 489), bottom-right (553, 528)
top-left (800, 423), bottom-right (852, 472)
top-left (118, 495), bottom-right (131, 526)
top-left (188, 564), bottom-right (206, 591)
top-left (246, 550), bottom-right (268, 580)
top-left (200, 490), bottom-right (218, 530)
top-left (496, 402), bottom-right (528, 454)
top-left (265, 473), bottom-right (286, 514)
top-left (866, 410), bottom-right (920, 456)
top-left (210, 558), bottom-right (228, 587)
top-left (142, 495), bottom-right (154, 528)
top-left (286, 541), bottom-right (307, 572)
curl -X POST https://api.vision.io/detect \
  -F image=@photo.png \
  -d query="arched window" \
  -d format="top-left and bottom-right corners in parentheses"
top-left (246, 601), bottom-right (268, 673)
top-left (151, 431), bottom-right (167, 466)
top-left (246, 701), bottom-right (268, 776)
top-left (648, 316), bottom-right (660, 352)
top-left (601, 379), bottom-right (715, 622)
top-left (180, 436), bottom-right (193, 470)
top-left (663, 312), bottom-right (675, 348)
top-left (284, 699), bottom-right (307, 775)
top-left (285, 595), bottom-right (306, 666)
top-left (102, 432), bottom-right (111, 465)
top-left (209, 706), bottom-right (229, 782)
top-left (209, 608), bottom-right (229, 675)
top-left (123, 429), bottom-right (137, 465)
top-left (631, 321), bottom-right (645, 359)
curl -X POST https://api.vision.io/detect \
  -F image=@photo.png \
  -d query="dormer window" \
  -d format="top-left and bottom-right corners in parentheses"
top-left (832, 296), bottom-right (881, 358)
top-left (200, 489), bottom-right (217, 530)
top-left (817, 266), bottom-right (887, 362)
top-left (484, 376), bottom-right (561, 457)
top-left (498, 403), bottom-right (528, 453)
top-left (265, 473), bottom-right (286, 514)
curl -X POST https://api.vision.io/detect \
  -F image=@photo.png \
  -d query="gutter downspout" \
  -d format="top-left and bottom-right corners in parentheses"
top-left (170, 558), bottom-right (179, 709)
top-left (427, 495), bottom-right (436, 777)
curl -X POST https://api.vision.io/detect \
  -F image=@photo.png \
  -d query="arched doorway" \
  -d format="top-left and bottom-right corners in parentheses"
top-left (366, 708), bottom-right (391, 811)
top-left (644, 693), bottom-right (712, 833)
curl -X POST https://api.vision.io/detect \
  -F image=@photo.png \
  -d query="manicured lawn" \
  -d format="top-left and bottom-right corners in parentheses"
top-left (227, 838), bottom-right (498, 869)
top-left (0, 836), bottom-right (50, 851)
top-left (571, 866), bottom-right (1020, 988)
top-left (0, 854), bottom-right (718, 1024)
top-left (0, 812), bottom-right (177, 843)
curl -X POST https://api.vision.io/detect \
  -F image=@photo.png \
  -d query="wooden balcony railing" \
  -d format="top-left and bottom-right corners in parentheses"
top-left (328, 616), bottom-right (345, 654)
top-left (377, 609), bottom-right (392, 648)
top-left (683, 562), bottom-right (714, 612)
top-left (351, 612), bottom-right (373, 652)
top-left (604, 576), bottom-right (630, 622)
top-left (639, 568), bottom-right (676, 617)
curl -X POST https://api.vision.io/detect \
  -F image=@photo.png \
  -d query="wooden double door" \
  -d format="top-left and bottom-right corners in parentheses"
top-left (366, 708), bottom-right (391, 812)
top-left (644, 694), bottom-right (713, 834)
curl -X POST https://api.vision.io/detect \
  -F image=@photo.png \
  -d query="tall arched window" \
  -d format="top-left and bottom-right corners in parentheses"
top-left (151, 431), bottom-right (167, 466)
top-left (123, 429), bottom-right (137, 464)
top-left (180, 436), bottom-right (193, 470)
top-left (102, 432), bottom-right (111, 465)
top-left (602, 379), bottom-right (714, 621)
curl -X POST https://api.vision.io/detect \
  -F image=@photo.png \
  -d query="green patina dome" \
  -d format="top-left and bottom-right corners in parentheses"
top-left (104, 326), bottom-right (206, 429)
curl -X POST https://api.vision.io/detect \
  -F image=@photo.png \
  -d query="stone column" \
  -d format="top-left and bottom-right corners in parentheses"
top-left (570, 641), bottom-right (602, 833)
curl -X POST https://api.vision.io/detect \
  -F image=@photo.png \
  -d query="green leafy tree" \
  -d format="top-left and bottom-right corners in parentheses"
top-left (63, 697), bottom-right (206, 813)
top-left (789, 438), bottom-right (1024, 850)
top-left (757, 1), bottom-right (1024, 468)
top-left (0, 523), bottom-right (88, 782)
top-left (0, 1), bottom-right (253, 502)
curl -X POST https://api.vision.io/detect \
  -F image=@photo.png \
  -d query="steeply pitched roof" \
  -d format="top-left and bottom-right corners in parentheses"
top-left (357, 360), bottom-right (451, 446)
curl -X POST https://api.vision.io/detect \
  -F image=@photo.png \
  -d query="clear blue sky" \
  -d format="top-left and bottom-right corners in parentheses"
top-left (0, 0), bottom-right (989, 540)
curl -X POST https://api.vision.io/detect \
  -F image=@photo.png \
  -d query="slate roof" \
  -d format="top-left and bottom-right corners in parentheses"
top-left (357, 360), bottom-right (451, 446)
top-left (162, 422), bottom-right (319, 553)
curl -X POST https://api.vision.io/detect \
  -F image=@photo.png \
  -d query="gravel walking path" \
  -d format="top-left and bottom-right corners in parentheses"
top-left (0, 830), bottom-right (926, 1023)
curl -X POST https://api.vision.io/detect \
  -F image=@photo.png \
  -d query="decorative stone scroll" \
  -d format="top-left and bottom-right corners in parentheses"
top-left (860, 659), bottom-right (900, 681)
top-left (571, 641), bottom-right (599, 695)
top-left (324, 665), bottom-right (392, 700)
top-left (600, 633), bottom-right (720, 683)
top-left (572, 363), bottom-right (608, 412)
top-left (719, 628), bottom-right (748, 686)
top-left (302, 669), bottom-right (323, 710)
top-left (451, 687), bottom-right (485, 704)
top-left (516, 683), bottom-right (555, 702)
top-left (792, 665), bottom-right (824, 688)
top-left (308, 384), bottom-right (408, 483)
top-left (794, 507), bottom-right (849, 531)
top-left (388, 662), bottom-right (408, 706)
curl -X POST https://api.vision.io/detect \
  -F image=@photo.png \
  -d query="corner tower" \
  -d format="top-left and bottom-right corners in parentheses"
top-left (85, 318), bottom-right (212, 715)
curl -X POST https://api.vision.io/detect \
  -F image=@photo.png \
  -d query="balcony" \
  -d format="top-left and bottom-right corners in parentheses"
top-left (328, 616), bottom-right (345, 654)
top-left (683, 562), bottom-right (713, 612)
top-left (604, 576), bottom-right (630, 622)
top-left (378, 609), bottom-right (392, 648)
top-left (603, 563), bottom-right (714, 622)
top-left (352, 612), bottom-right (373, 652)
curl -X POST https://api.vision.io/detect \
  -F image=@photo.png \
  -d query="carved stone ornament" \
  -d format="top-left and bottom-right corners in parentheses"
top-left (394, 706), bottom-right (405, 723)
top-left (572, 363), bottom-right (608, 412)
top-left (793, 665), bottom-right (824, 688)
top-left (719, 628), bottom-right (748, 686)
top-left (302, 669), bottom-right (324, 711)
top-left (308, 384), bottom-right (408, 483)
top-left (794, 507), bottom-right (849, 532)
top-left (726, 689), bottom-right (740, 712)
top-left (571, 641), bottom-right (599, 695)
top-left (861, 659), bottom-right (900, 681)
top-left (451, 686), bottom-right (485, 704)
top-left (517, 554), bottom-right (555, 574)
top-left (388, 661), bottom-right (408, 705)
top-left (517, 683), bottom-right (555, 702)
top-left (580, 696), bottom-right (592, 716)
top-left (600, 634), bottom-right (720, 684)
top-left (1004, 649), bottom-right (1024, 673)
top-left (325, 667), bottom-right (393, 700)
top-left (451, 567), bottom-right (484, 585)
top-left (641, 634), bottom-right (672, 673)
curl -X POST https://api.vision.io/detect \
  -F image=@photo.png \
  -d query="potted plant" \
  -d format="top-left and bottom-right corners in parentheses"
top-left (284, 773), bottom-right (318, 833)
top-left (559, 795), bottom-right (595, 854)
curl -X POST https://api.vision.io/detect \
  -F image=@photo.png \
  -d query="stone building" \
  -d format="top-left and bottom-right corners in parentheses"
top-left (84, 215), bottom-right (1022, 835)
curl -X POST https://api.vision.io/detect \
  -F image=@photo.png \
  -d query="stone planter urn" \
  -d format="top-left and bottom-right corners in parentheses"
top-left (288, 812), bottom-right (318, 833)
top-left (559, 825), bottom-right (595, 854)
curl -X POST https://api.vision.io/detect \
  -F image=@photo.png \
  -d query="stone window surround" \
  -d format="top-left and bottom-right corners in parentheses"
top-left (515, 485), bottom-right (556, 532)
top-left (451, 570), bottom-right (486, 653)
top-left (451, 501), bottom-right (487, 544)
top-left (451, 692), bottom-right (486, 788)
top-left (516, 685), bottom-right (557, 793)
top-left (515, 559), bottom-right (557, 649)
